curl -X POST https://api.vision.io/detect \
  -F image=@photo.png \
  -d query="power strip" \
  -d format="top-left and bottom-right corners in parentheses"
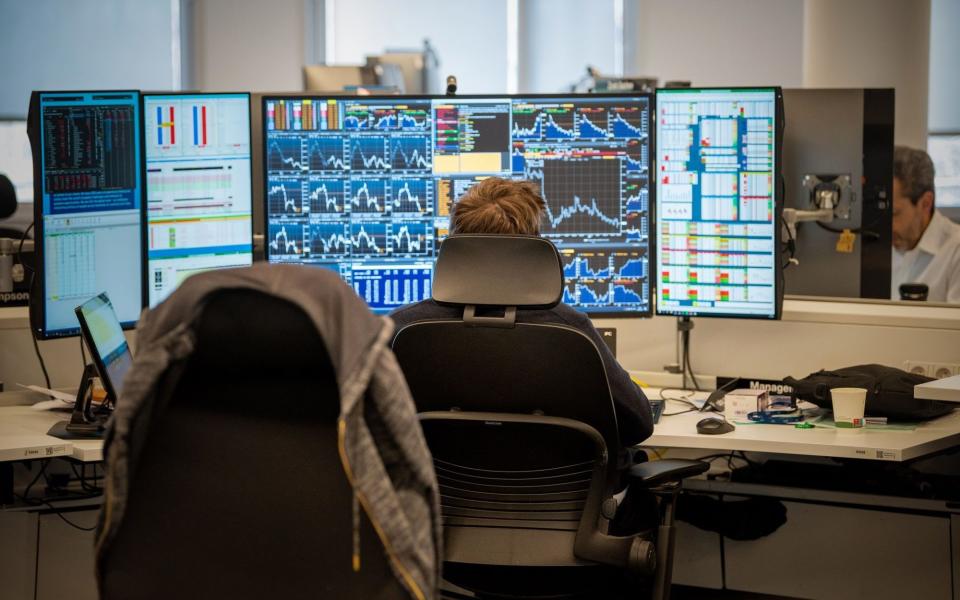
top-left (903, 361), bottom-right (960, 380)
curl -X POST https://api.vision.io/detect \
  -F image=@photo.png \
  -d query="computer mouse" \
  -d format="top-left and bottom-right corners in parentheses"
top-left (696, 417), bottom-right (735, 435)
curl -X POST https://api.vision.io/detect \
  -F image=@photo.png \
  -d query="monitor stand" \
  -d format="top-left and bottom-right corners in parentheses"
top-left (47, 364), bottom-right (111, 440)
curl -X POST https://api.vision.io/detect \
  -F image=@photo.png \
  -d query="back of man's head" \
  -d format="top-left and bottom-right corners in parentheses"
top-left (894, 145), bottom-right (936, 211)
top-left (451, 177), bottom-right (545, 235)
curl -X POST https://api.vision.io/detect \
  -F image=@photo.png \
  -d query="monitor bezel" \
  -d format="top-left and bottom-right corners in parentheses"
top-left (260, 91), bottom-right (656, 319)
top-left (28, 89), bottom-right (145, 340)
top-left (139, 91), bottom-right (255, 309)
top-left (653, 86), bottom-right (784, 321)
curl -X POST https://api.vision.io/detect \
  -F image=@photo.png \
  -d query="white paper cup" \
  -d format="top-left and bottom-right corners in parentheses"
top-left (831, 387), bottom-right (867, 428)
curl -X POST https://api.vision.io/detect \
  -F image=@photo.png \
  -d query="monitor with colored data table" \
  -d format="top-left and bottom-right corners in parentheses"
top-left (654, 87), bottom-right (783, 319)
top-left (262, 94), bottom-right (653, 316)
top-left (142, 92), bottom-right (254, 307)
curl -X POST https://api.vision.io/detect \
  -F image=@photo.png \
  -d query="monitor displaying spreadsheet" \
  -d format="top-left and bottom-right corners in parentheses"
top-left (142, 93), bottom-right (253, 307)
top-left (29, 90), bottom-right (144, 338)
top-left (654, 87), bottom-right (782, 319)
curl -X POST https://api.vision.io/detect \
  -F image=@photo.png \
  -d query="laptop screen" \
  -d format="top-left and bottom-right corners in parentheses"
top-left (76, 293), bottom-right (134, 399)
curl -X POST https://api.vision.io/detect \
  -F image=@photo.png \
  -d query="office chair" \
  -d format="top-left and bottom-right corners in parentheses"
top-left (391, 235), bottom-right (708, 600)
top-left (97, 288), bottom-right (414, 600)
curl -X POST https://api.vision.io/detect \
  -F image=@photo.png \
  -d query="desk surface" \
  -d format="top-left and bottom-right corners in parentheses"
top-left (0, 404), bottom-right (104, 463)
top-left (3, 391), bottom-right (960, 464)
top-left (644, 396), bottom-right (960, 462)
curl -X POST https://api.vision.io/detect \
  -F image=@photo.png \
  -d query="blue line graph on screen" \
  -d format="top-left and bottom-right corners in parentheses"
top-left (562, 255), bottom-right (578, 279)
top-left (343, 113), bottom-right (370, 130)
top-left (563, 284), bottom-right (577, 305)
top-left (544, 111), bottom-right (576, 139)
top-left (268, 223), bottom-right (304, 256)
top-left (577, 282), bottom-right (612, 305)
top-left (624, 211), bottom-right (648, 241)
top-left (624, 141), bottom-right (648, 172)
top-left (521, 162), bottom-right (543, 182)
top-left (308, 179), bottom-right (345, 214)
top-left (373, 112), bottom-right (398, 130)
top-left (541, 157), bottom-right (621, 235)
top-left (350, 136), bottom-right (390, 171)
top-left (610, 110), bottom-right (646, 138)
top-left (307, 137), bottom-right (347, 171)
top-left (625, 189), bottom-right (646, 213)
top-left (613, 284), bottom-right (644, 304)
top-left (389, 221), bottom-right (432, 256)
top-left (512, 111), bottom-right (542, 139)
top-left (391, 137), bottom-right (431, 170)
top-left (344, 109), bottom-right (398, 131)
top-left (268, 137), bottom-right (306, 171)
top-left (574, 254), bottom-right (613, 279)
top-left (349, 179), bottom-right (388, 214)
top-left (390, 179), bottom-right (429, 214)
top-left (268, 180), bottom-right (303, 215)
top-left (310, 222), bottom-right (351, 256)
top-left (398, 109), bottom-right (430, 131)
top-left (511, 145), bottom-right (526, 173)
top-left (350, 222), bottom-right (387, 255)
top-left (544, 195), bottom-right (620, 233)
top-left (614, 256), bottom-right (645, 278)
top-left (577, 111), bottom-right (609, 139)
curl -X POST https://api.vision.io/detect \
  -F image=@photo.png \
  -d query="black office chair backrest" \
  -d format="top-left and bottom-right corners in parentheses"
top-left (393, 235), bottom-right (643, 597)
top-left (99, 289), bottom-right (410, 600)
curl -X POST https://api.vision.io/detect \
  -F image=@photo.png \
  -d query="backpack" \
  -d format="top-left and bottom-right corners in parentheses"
top-left (783, 364), bottom-right (954, 421)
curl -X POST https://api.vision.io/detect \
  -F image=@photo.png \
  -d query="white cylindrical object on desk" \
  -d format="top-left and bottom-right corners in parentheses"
top-left (831, 387), bottom-right (867, 428)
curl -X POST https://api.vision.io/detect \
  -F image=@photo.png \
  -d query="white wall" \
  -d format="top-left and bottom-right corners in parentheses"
top-left (627, 0), bottom-right (805, 88)
top-left (188, 0), bottom-right (306, 92)
top-left (803, 0), bottom-right (931, 148)
top-left (0, 0), bottom-right (179, 117)
top-left (328, 0), bottom-right (509, 94)
top-left (599, 303), bottom-right (960, 382)
top-left (928, 0), bottom-right (960, 133)
top-left (519, 0), bottom-right (619, 93)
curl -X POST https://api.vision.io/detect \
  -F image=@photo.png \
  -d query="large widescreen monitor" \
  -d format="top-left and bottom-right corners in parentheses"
top-left (28, 91), bottom-right (144, 338)
top-left (263, 94), bottom-right (652, 316)
top-left (655, 87), bottom-right (783, 319)
top-left (142, 92), bottom-right (254, 307)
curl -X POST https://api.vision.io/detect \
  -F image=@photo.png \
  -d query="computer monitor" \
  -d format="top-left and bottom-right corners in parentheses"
top-left (28, 91), bottom-right (144, 338)
top-left (142, 92), bottom-right (254, 307)
top-left (928, 132), bottom-right (960, 214)
top-left (781, 89), bottom-right (894, 299)
top-left (655, 87), bottom-right (783, 319)
top-left (75, 292), bottom-right (133, 402)
top-left (262, 94), bottom-right (652, 316)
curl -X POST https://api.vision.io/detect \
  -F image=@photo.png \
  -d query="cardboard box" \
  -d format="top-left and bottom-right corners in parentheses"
top-left (724, 388), bottom-right (769, 420)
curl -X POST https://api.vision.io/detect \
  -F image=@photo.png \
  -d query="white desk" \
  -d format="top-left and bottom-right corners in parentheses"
top-left (643, 396), bottom-right (960, 462)
top-left (0, 406), bottom-right (104, 463)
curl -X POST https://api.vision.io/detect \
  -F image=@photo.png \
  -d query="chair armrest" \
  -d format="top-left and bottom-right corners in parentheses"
top-left (627, 459), bottom-right (709, 488)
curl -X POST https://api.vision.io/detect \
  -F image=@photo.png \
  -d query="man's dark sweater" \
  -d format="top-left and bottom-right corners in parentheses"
top-left (389, 299), bottom-right (654, 447)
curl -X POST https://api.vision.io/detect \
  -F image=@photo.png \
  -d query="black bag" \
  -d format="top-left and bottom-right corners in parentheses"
top-left (783, 364), bottom-right (954, 421)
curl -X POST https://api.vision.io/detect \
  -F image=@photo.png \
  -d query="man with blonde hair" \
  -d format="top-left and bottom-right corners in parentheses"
top-left (390, 177), bottom-right (653, 447)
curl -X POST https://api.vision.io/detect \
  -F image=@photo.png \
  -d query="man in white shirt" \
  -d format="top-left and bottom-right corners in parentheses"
top-left (891, 146), bottom-right (960, 303)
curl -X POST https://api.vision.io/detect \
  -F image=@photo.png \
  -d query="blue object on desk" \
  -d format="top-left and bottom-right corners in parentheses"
top-left (746, 410), bottom-right (804, 424)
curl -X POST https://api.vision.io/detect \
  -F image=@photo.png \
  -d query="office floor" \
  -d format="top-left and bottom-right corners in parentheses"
top-left (440, 585), bottom-right (801, 599)
top-left (672, 586), bottom-right (801, 600)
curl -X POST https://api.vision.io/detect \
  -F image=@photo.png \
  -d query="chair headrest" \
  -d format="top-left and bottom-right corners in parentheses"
top-left (432, 234), bottom-right (563, 309)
